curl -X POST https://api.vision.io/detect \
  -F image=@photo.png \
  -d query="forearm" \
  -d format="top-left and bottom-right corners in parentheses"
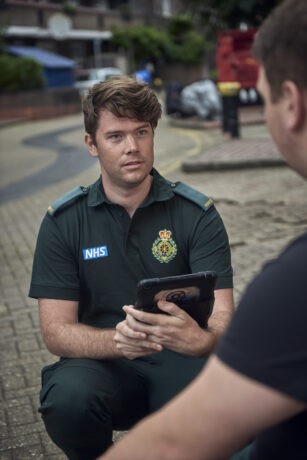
top-left (102, 411), bottom-right (186, 460)
top-left (186, 314), bottom-right (232, 359)
top-left (204, 309), bottom-right (233, 354)
top-left (191, 292), bottom-right (234, 358)
top-left (42, 322), bottom-right (123, 359)
top-left (198, 288), bottom-right (234, 356)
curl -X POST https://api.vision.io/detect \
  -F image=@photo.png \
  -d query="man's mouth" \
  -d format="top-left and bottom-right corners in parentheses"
top-left (123, 160), bottom-right (143, 168)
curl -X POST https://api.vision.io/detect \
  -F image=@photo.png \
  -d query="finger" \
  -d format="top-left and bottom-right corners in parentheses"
top-left (115, 337), bottom-right (163, 352)
top-left (126, 313), bottom-right (152, 332)
top-left (117, 343), bottom-right (161, 352)
top-left (123, 305), bottom-right (167, 325)
top-left (146, 333), bottom-right (165, 344)
top-left (126, 314), bottom-right (164, 338)
top-left (157, 300), bottom-right (188, 319)
top-left (119, 348), bottom-right (162, 360)
top-left (116, 321), bottom-right (146, 340)
top-left (115, 327), bottom-right (160, 349)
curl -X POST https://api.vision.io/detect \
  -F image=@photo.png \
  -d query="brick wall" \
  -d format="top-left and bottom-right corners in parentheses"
top-left (0, 88), bottom-right (82, 121)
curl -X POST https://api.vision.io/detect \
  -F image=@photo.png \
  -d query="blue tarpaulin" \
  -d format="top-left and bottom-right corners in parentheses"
top-left (7, 46), bottom-right (75, 88)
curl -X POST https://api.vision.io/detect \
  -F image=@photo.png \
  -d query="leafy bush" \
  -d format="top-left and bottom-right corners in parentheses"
top-left (0, 54), bottom-right (45, 91)
top-left (168, 15), bottom-right (192, 37)
top-left (163, 29), bottom-right (209, 65)
top-left (112, 25), bottom-right (167, 65)
top-left (111, 15), bottom-right (210, 68)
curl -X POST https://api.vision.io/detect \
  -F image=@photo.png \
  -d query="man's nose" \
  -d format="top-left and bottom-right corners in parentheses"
top-left (125, 134), bottom-right (138, 152)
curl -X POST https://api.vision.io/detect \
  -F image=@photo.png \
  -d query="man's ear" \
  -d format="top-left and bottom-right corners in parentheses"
top-left (85, 133), bottom-right (98, 158)
top-left (281, 81), bottom-right (305, 131)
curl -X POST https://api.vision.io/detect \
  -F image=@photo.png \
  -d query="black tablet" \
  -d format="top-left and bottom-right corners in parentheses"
top-left (135, 271), bottom-right (217, 328)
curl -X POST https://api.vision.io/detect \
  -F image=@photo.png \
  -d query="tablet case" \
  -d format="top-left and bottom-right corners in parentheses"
top-left (135, 271), bottom-right (217, 328)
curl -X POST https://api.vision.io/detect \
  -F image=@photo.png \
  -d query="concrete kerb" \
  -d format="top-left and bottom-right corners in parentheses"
top-left (168, 116), bottom-right (265, 131)
top-left (182, 157), bottom-right (286, 172)
top-left (166, 107), bottom-right (287, 172)
top-left (181, 137), bottom-right (286, 172)
top-left (0, 118), bottom-right (28, 129)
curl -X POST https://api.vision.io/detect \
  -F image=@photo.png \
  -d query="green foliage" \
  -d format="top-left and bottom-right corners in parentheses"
top-left (185, 0), bottom-right (283, 36)
top-left (112, 25), bottom-right (167, 64)
top-left (62, 2), bottom-right (77, 15)
top-left (0, 54), bottom-right (45, 91)
top-left (111, 17), bottom-right (210, 68)
top-left (163, 29), bottom-right (209, 65)
top-left (167, 15), bottom-right (192, 37)
top-left (181, 30), bottom-right (209, 64)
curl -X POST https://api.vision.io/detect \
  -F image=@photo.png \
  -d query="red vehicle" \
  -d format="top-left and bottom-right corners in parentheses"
top-left (217, 28), bottom-right (260, 103)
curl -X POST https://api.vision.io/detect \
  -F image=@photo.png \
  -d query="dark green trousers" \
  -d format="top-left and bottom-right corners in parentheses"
top-left (39, 350), bottom-right (206, 460)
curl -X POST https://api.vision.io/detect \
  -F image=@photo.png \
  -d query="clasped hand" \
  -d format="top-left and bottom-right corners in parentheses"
top-left (114, 300), bottom-right (206, 360)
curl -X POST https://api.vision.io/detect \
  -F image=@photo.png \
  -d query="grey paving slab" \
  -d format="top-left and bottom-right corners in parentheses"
top-left (0, 111), bottom-right (306, 458)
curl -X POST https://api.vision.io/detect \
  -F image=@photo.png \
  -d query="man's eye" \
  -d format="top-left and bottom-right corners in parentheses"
top-left (109, 134), bottom-right (121, 140)
top-left (138, 129), bottom-right (147, 136)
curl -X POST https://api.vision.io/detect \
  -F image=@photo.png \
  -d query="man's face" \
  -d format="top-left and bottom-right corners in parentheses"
top-left (85, 109), bottom-right (154, 189)
top-left (257, 65), bottom-right (307, 177)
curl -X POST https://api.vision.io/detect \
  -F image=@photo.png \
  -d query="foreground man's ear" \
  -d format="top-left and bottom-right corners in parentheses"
top-left (281, 80), bottom-right (305, 131)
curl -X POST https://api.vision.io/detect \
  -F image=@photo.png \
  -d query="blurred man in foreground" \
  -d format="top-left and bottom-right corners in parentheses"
top-left (101, 0), bottom-right (307, 458)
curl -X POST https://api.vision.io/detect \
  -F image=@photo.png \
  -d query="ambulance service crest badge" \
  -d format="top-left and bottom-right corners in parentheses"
top-left (152, 229), bottom-right (177, 263)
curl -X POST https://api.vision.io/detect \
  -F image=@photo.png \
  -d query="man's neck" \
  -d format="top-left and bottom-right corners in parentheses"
top-left (102, 175), bottom-right (153, 218)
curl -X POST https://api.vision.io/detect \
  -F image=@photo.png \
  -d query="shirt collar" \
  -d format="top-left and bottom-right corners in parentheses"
top-left (87, 176), bottom-right (107, 207)
top-left (87, 168), bottom-right (175, 207)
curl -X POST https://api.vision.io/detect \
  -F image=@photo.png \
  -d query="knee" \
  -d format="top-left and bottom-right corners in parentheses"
top-left (40, 376), bottom-right (111, 446)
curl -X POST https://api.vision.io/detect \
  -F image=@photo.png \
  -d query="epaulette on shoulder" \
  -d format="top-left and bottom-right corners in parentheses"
top-left (47, 186), bottom-right (89, 216)
top-left (171, 181), bottom-right (214, 212)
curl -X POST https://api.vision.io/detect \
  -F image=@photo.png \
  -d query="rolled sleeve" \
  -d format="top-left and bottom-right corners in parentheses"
top-left (29, 214), bottom-right (80, 300)
top-left (189, 207), bottom-right (233, 289)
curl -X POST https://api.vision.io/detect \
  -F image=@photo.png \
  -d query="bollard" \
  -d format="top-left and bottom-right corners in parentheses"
top-left (217, 82), bottom-right (241, 138)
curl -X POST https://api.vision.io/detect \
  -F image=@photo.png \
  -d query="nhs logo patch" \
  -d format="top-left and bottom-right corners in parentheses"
top-left (83, 246), bottom-right (108, 260)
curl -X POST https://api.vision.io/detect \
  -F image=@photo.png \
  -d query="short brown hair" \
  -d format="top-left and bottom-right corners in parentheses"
top-left (252, 0), bottom-right (307, 101)
top-left (82, 75), bottom-right (162, 144)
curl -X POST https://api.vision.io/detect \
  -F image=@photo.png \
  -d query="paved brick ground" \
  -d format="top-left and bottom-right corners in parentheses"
top-left (182, 138), bottom-right (285, 171)
top-left (0, 111), bottom-right (306, 458)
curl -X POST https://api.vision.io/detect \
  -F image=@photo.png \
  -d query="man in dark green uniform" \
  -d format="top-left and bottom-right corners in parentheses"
top-left (29, 75), bottom-right (234, 459)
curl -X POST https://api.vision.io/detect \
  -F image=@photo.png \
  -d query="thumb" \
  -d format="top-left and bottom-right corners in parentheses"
top-left (157, 300), bottom-right (186, 318)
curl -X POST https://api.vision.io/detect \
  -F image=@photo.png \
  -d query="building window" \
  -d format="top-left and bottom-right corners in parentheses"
top-left (98, 14), bottom-right (104, 28)
top-left (37, 9), bottom-right (44, 27)
top-left (161, 0), bottom-right (171, 17)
